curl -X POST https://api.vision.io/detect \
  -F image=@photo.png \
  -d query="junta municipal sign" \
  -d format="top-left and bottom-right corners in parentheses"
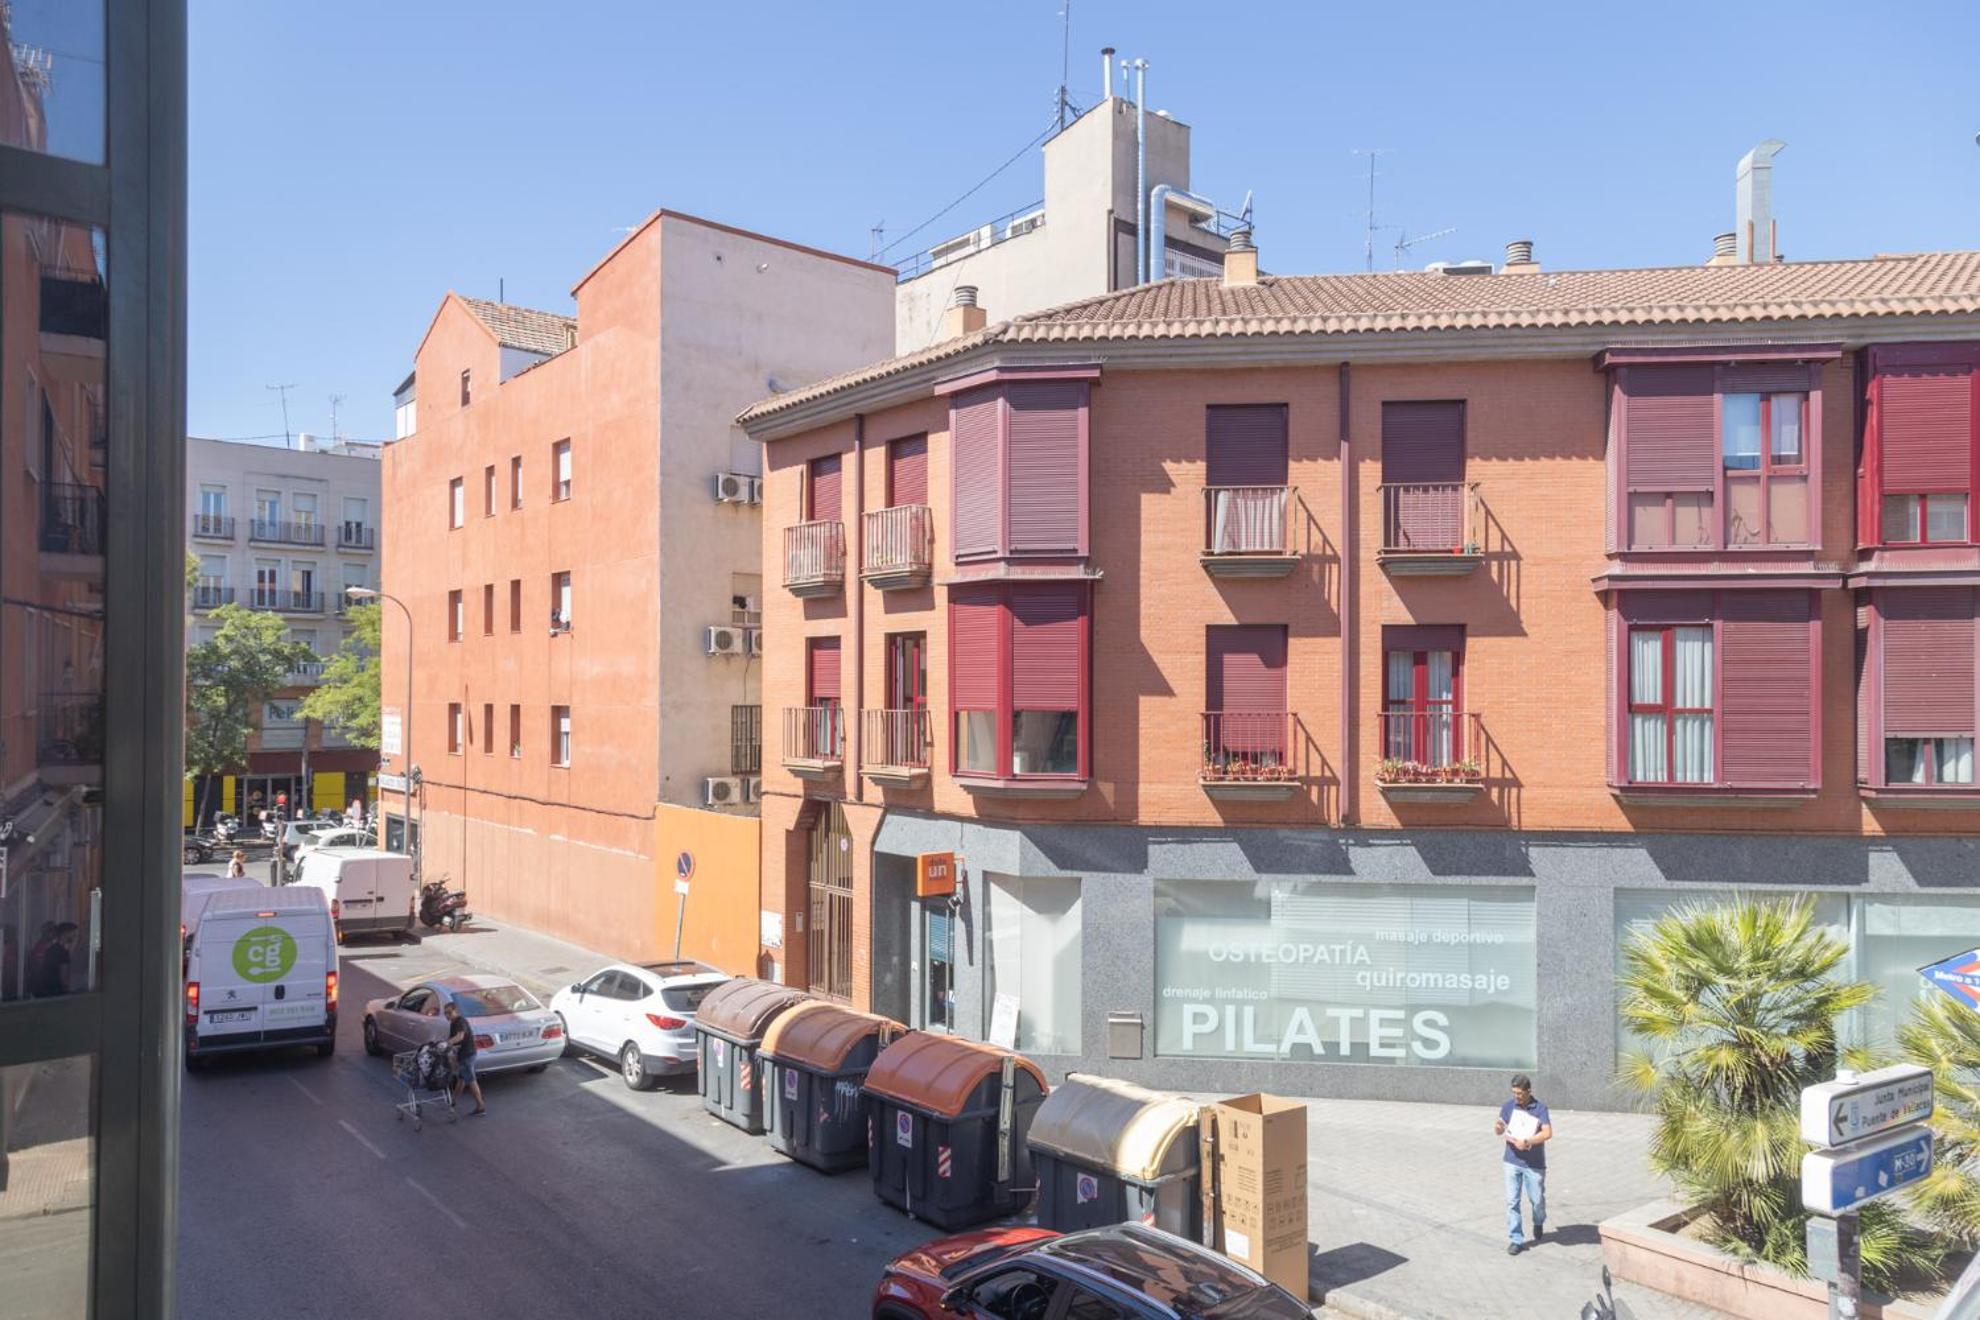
top-left (1799, 1065), bottom-right (1934, 1148)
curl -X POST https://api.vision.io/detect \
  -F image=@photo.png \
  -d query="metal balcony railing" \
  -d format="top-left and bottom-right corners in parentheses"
top-left (191, 583), bottom-right (234, 609)
top-left (783, 520), bottom-right (845, 593)
top-left (284, 661), bottom-right (327, 685)
top-left (862, 505), bottom-right (933, 582)
top-left (37, 694), bottom-right (103, 765)
top-left (1376, 710), bottom-right (1484, 783)
top-left (730, 705), bottom-right (761, 775)
top-left (1378, 482), bottom-right (1481, 556)
top-left (250, 518), bottom-right (326, 547)
top-left (250, 588), bottom-right (325, 613)
top-left (1200, 711), bottom-right (1296, 781)
top-left (41, 483), bottom-right (105, 556)
top-left (192, 512), bottom-right (235, 540)
top-left (337, 521), bottom-right (375, 550)
top-left (864, 708), bottom-right (931, 770)
top-left (892, 199), bottom-right (1045, 283)
top-left (783, 705), bottom-right (845, 764)
top-left (1203, 486), bottom-right (1293, 556)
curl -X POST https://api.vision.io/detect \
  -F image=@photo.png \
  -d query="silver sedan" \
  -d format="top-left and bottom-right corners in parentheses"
top-left (361, 974), bottom-right (565, 1075)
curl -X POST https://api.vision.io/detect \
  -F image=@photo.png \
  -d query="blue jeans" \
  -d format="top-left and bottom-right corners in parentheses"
top-left (1504, 1163), bottom-right (1545, 1245)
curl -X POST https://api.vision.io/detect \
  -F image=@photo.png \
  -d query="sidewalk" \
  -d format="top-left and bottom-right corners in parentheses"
top-left (416, 917), bottom-right (1725, 1319)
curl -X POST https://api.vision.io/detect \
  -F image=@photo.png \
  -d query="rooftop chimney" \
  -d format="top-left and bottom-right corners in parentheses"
top-left (1101, 47), bottom-right (1115, 100)
top-left (942, 285), bottom-right (988, 340)
top-left (1501, 238), bottom-right (1540, 274)
top-left (1707, 231), bottom-right (1739, 266)
top-left (1223, 228), bottom-right (1258, 288)
top-left (1735, 139), bottom-right (1786, 263)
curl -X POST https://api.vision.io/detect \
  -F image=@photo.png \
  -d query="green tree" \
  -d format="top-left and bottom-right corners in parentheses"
top-left (1617, 895), bottom-right (1937, 1290)
top-left (300, 602), bottom-right (380, 748)
top-left (185, 604), bottom-right (313, 826)
top-left (185, 549), bottom-right (199, 596)
top-left (1898, 993), bottom-right (1980, 1243)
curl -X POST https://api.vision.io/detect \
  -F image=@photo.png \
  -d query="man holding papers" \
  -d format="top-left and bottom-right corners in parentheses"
top-left (1493, 1072), bottom-right (1553, 1255)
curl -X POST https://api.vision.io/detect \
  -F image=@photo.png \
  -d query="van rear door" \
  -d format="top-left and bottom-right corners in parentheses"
top-left (336, 858), bottom-right (381, 931)
top-left (260, 907), bottom-right (330, 1034)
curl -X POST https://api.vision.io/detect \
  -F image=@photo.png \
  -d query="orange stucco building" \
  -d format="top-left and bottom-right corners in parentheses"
top-left (381, 211), bottom-right (892, 962)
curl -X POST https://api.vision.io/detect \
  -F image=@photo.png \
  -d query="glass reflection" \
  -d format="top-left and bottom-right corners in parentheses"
top-left (0, 1054), bottom-right (95, 1317)
top-left (1, 2), bottom-right (107, 164)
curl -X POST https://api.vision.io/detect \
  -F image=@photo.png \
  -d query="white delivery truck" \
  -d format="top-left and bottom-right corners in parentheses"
top-left (289, 847), bottom-right (418, 940)
top-left (184, 886), bottom-right (338, 1066)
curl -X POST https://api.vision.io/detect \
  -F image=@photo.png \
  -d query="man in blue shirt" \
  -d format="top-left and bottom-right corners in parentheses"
top-left (1494, 1073), bottom-right (1552, 1255)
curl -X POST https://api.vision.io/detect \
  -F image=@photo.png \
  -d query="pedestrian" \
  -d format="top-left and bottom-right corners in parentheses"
top-left (443, 1000), bottom-right (487, 1117)
top-left (226, 849), bottom-right (248, 879)
top-left (1494, 1072), bottom-right (1552, 1255)
top-left (276, 790), bottom-right (288, 816)
top-left (29, 923), bottom-right (79, 998)
top-left (22, 921), bottom-right (56, 994)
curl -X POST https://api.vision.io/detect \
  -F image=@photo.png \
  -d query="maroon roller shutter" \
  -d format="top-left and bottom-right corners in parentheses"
top-left (1882, 587), bottom-right (1977, 735)
top-left (806, 636), bottom-right (841, 705)
top-left (950, 592), bottom-right (1000, 709)
top-left (1616, 590), bottom-right (1715, 624)
top-left (888, 435), bottom-right (928, 507)
top-left (1623, 366), bottom-right (1715, 491)
top-left (1206, 625), bottom-right (1287, 712)
top-left (1880, 367), bottom-right (1973, 492)
top-left (1855, 599), bottom-right (1871, 781)
top-left (951, 390), bottom-right (1001, 557)
top-left (1719, 363), bottom-right (1814, 394)
top-left (1007, 382), bottom-right (1084, 554)
top-left (1381, 401), bottom-right (1465, 484)
top-left (1207, 405), bottom-right (1289, 487)
top-left (1720, 591), bottom-right (1813, 786)
top-left (1010, 585), bottom-right (1082, 709)
top-left (807, 454), bottom-right (841, 523)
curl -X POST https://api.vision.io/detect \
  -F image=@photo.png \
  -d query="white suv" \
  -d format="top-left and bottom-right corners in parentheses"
top-left (549, 960), bottom-right (730, 1090)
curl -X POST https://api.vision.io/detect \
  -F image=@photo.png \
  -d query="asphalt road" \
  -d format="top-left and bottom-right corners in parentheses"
top-left (177, 935), bottom-right (937, 1319)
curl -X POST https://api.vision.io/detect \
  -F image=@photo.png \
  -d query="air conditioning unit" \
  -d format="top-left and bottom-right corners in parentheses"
top-left (745, 628), bottom-right (763, 656)
top-left (706, 626), bottom-right (744, 656)
top-left (704, 776), bottom-right (746, 806)
top-left (746, 477), bottom-right (763, 505)
top-left (714, 472), bottom-right (751, 504)
top-left (1006, 208), bottom-right (1046, 240)
top-left (741, 776), bottom-right (763, 803)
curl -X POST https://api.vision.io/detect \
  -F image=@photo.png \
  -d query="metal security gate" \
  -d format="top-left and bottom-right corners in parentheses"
top-left (807, 802), bottom-right (854, 1001)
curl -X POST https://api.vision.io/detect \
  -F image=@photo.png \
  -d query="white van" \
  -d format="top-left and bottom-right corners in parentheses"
top-left (289, 847), bottom-right (417, 940)
top-left (181, 870), bottom-right (266, 971)
top-left (184, 886), bottom-right (338, 1065)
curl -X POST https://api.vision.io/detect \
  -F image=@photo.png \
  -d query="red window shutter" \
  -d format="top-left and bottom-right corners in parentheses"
top-left (1880, 367), bottom-right (1973, 492)
top-left (951, 390), bottom-right (1001, 557)
top-left (1206, 625), bottom-right (1288, 712)
top-left (807, 454), bottom-right (842, 522)
top-left (1882, 587), bottom-right (1977, 735)
top-left (1720, 591), bottom-right (1813, 786)
top-left (1855, 600), bottom-right (1872, 782)
top-left (1718, 363), bottom-right (1814, 394)
top-left (1010, 585), bottom-right (1082, 709)
top-left (1006, 382), bottom-right (1084, 554)
top-left (887, 435), bottom-right (928, 507)
top-left (1380, 401), bottom-right (1465, 485)
top-left (1206, 405), bottom-right (1289, 487)
top-left (806, 636), bottom-right (841, 705)
top-left (1616, 590), bottom-right (1714, 624)
top-left (1623, 366), bottom-right (1715, 491)
top-left (950, 592), bottom-right (1000, 709)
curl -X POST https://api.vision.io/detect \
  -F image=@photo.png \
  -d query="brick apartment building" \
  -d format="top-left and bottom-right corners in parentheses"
top-left (382, 211), bottom-right (893, 961)
top-left (742, 223), bottom-right (1980, 1109)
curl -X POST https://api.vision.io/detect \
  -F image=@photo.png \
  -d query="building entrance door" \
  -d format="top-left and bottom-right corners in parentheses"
top-left (921, 902), bottom-right (954, 1033)
top-left (806, 802), bottom-right (853, 1001)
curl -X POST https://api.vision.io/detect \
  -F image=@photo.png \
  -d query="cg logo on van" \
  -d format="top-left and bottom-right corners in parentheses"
top-left (232, 926), bottom-right (297, 983)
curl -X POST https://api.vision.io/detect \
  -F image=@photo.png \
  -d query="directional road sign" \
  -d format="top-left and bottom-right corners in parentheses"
top-left (1801, 1125), bottom-right (1934, 1215)
top-left (1799, 1065), bottom-right (1934, 1148)
top-left (1920, 949), bottom-right (1980, 1009)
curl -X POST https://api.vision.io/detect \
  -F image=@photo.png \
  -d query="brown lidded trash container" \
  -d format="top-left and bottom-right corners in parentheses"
top-left (862, 1032), bottom-right (1049, 1230)
top-left (1028, 1074), bottom-right (1202, 1237)
top-left (693, 978), bottom-right (809, 1135)
top-left (760, 1001), bottom-right (905, 1173)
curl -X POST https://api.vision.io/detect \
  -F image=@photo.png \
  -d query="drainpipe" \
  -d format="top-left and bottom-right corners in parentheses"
top-left (1129, 58), bottom-right (1148, 287)
top-left (1338, 362), bottom-right (1356, 827)
top-left (851, 415), bottom-right (865, 804)
top-left (1147, 185), bottom-right (1218, 283)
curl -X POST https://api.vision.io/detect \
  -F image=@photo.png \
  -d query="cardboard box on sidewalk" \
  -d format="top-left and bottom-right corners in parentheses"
top-left (1200, 1093), bottom-right (1308, 1300)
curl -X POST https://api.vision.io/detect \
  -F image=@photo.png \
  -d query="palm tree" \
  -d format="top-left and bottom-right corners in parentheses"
top-left (1898, 992), bottom-right (1980, 1244)
top-left (1617, 894), bottom-right (1934, 1289)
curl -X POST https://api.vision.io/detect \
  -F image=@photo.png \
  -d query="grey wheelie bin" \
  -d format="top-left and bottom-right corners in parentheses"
top-left (1028, 1073), bottom-right (1202, 1237)
top-left (760, 1000), bottom-right (905, 1173)
top-left (861, 1032), bottom-right (1049, 1230)
top-left (693, 978), bottom-right (809, 1135)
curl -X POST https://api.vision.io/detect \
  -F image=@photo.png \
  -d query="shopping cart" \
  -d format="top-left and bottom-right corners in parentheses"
top-left (392, 1043), bottom-right (458, 1131)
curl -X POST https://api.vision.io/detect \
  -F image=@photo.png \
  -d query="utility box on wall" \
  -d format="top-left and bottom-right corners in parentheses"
top-left (1200, 1093), bottom-right (1309, 1301)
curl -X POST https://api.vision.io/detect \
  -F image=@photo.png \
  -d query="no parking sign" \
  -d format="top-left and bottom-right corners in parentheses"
top-left (1076, 1172), bottom-right (1099, 1204)
top-left (895, 1110), bottom-right (913, 1148)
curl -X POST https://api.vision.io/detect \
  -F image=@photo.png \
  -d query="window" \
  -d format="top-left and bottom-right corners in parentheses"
top-left (509, 704), bottom-right (521, 758)
top-left (448, 703), bottom-right (463, 754)
top-left (1873, 586), bottom-right (1978, 789)
top-left (552, 439), bottom-right (571, 501)
top-left (253, 558), bottom-right (280, 607)
top-left (887, 435), bottom-right (928, 507)
top-left (459, 369), bottom-right (471, 407)
top-left (290, 561), bottom-right (317, 606)
top-left (509, 578), bottom-right (522, 632)
top-left (551, 706), bottom-right (571, 765)
top-left (950, 380), bottom-right (1091, 560)
top-left (966, 1269), bottom-right (1062, 1320)
top-left (448, 590), bottom-right (463, 642)
top-left (1886, 738), bottom-right (1975, 786)
top-left (806, 453), bottom-right (840, 522)
top-left (292, 492), bottom-right (318, 529)
top-left (1205, 624), bottom-right (1290, 774)
top-left (950, 582), bottom-right (1089, 779)
top-left (341, 563), bottom-right (366, 601)
top-left (483, 464), bottom-right (496, 517)
top-left (198, 484), bottom-right (226, 517)
top-left (1882, 493), bottom-right (1968, 545)
top-left (550, 571), bottom-right (571, 631)
top-left (482, 583), bottom-right (494, 634)
top-left (1206, 405), bottom-right (1291, 555)
top-left (1871, 354), bottom-right (1975, 547)
top-left (510, 455), bottom-right (523, 508)
top-left (1627, 626), bottom-right (1714, 783)
top-left (1721, 392), bottom-right (1809, 546)
top-left (255, 488), bottom-right (281, 526)
top-left (481, 703), bottom-right (494, 755)
top-left (448, 477), bottom-right (464, 529)
top-left (1383, 632), bottom-right (1462, 768)
top-left (986, 875), bottom-right (1082, 1055)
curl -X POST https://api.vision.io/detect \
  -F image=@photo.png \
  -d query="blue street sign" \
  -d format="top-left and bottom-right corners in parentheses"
top-left (1919, 949), bottom-right (1980, 1009)
top-left (1801, 1126), bottom-right (1934, 1215)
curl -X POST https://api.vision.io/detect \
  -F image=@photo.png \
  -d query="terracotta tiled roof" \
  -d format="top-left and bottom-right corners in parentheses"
top-left (459, 296), bottom-right (578, 358)
top-left (739, 251), bottom-right (1980, 427)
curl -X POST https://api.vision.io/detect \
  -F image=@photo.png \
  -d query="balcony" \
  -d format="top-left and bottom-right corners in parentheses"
top-left (191, 583), bottom-right (234, 610)
top-left (784, 521), bottom-right (845, 596)
top-left (1201, 486), bottom-right (1297, 577)
top-left (782, 705), bottom-right (845, 777)
top-left (41, 483), bottom-right (105, 559)
top-left (1199, 711), bottom-right (1299, 800)
top-left (192, 512), bottom-right (236, 541)
top-left (284, 661), bottom-right (327, 686)
top-left (337, 521), bottom-right (376, 551)
top-left (250, 588), bottom-right (325, 614)
top-left (37, 693), bottom-right (103, 767)
top-left (250, 518), bottom-right (326, 548)
top-left (1377, 482), bottom-right (1483, 576)
top-left (1375, 710), bottom-right (1485, 802)
top-left (862, 505), bottom-right (933, 590)
top-left (863, 708), bottom-right (931, 787)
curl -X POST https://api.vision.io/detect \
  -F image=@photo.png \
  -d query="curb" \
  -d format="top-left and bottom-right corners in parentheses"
top-left (1311, 1287), bottom-right (1420, 1320)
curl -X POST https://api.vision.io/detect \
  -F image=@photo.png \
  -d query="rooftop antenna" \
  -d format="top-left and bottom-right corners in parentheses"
top-left (328, 393), bottom-right (346, 443)
top-left (498, 277), bottom-right (504, 303)
top-left (869, 222), bottom-right (885, 260)
top-left (1392, 225), bottom-right (1457, 270)
top-left (265, 382), bottom-right (298, 448)
top-left (1055, 0), bottom-right (1073, 133)
top-left (1352, 148), bottom-right (1390, 272)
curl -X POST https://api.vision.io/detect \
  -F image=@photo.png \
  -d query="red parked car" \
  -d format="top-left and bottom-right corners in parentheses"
top-left (872, 1222), bottom-right (1311, 1320)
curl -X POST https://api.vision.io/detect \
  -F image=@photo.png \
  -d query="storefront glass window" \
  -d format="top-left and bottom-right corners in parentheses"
top-left (1154, 880), bottom-right (1536, 1067)
top-left (986, 875), bottom-right (1082, 1055)
top-left (1857, 896), bottom-right (1980, 1048)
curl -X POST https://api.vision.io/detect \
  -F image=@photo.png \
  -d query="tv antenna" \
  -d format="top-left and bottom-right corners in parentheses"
top-left (328, 393), bottom-right (346, 443)
top-left (1352, 149), bottom-right (1390, 272)
top-left (265, 382), bottom-right (298, 447)
top-left (1392, 225), bottom-right (1456, 270)
top-left (1055, 0), bottom-right (1073, 132)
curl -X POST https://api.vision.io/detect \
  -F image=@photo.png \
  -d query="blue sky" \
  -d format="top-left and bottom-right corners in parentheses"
top-left (189, 1), bottom-right (1980, 443)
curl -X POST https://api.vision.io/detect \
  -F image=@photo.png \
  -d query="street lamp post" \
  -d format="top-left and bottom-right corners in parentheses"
top-left (345, 586), bottom-right (420, 880)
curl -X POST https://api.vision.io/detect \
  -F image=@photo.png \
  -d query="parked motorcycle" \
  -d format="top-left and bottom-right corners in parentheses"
top-left (418, 877), bottom-right (470, 932)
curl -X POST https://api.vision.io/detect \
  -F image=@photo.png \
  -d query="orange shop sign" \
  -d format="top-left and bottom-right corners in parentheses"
top-left (916, 852), bottom-right (956, 898)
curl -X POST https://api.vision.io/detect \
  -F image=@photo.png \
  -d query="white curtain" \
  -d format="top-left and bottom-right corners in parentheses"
top-left (1940, 738), bottom-right (1976, 786)
top-left (1385, 651), bottom-right (1414, 759)
top-left (1628, 631), bottom-right (1664, 781)
top-left (1211, 488), bottom-right (1285, 553)
top-left (1427, 650), bottom-right (1454, 765)
top-left (1673, 627), bottom-right (1714, 782)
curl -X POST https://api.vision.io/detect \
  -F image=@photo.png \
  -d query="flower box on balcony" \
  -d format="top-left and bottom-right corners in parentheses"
top-left (1375, 757), bottom-right (1485, 803)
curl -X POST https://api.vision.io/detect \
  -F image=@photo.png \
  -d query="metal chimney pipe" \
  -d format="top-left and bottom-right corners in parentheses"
top-left (1735, 139), bottom-right (1786, 263)
top-left (1101, 47), bottom-right (1115, 100)
top-left (1131, 58), bottom-right (1148, 284)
